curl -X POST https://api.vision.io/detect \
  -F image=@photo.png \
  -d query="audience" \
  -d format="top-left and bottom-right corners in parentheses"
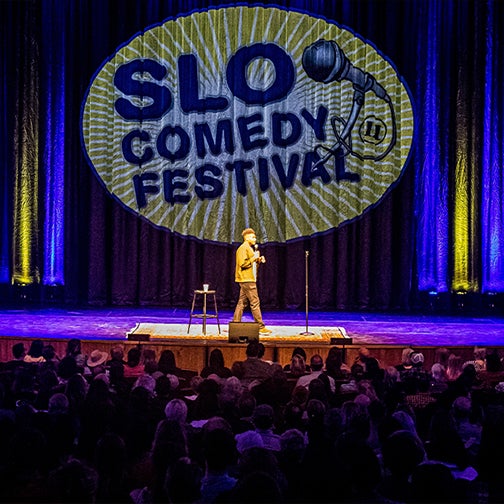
top-left (3, 342), bottom-right (27, 372)
top-left (199, 417), bottom-right (238, 503)
top-left (65, 338), bottom-right (87, 373)
top-left (157, 348), bottom-right (196, 388)
top-left (283, 347), bottom-right (309, 373)
top-left (446, 352), bottom-right (464, 381)
top-left (296, 354), bottom-right (329, 390)
top-left (124, 347), bottom-right (145, 378)
top-left (235, 340), bottom-right (274, 388)
top-left (0, 341), bottom-right (501, 503)
top-left (24, 339), bottom-right (46, 364)
top-left (87, 349), bottom-right (109, 378)
top-left (252, 403), bottom-right (281, 452)
top-left (201, 348), bottom-right (232, 379)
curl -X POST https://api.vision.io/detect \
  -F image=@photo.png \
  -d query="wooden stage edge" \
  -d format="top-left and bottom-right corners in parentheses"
top-left (0, 322), bottom-right (483, 373)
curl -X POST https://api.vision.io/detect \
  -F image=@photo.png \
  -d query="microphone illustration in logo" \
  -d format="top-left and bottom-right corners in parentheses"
top-left (303, 40), bottom-right (390, 101)
top-left (302, 40), bottom-right (397, 180)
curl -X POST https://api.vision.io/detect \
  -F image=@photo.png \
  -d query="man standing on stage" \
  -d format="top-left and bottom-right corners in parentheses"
top-left (233, 228), bottom-right (272, 334)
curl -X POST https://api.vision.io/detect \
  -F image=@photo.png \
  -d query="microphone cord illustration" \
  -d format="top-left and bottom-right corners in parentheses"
top-left (302, 40), bottom-right (397, 171)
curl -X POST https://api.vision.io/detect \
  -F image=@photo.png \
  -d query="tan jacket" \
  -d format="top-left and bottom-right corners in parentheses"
top-left (235, 241), bottom-right (258, 282)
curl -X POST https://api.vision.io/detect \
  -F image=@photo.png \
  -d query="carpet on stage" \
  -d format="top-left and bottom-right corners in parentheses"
top-left (127, 322), bottom-right (349, 344)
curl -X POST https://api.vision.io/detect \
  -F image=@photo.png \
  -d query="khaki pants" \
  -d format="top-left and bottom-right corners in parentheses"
top-left (233, 282), bottom-right (265, 329)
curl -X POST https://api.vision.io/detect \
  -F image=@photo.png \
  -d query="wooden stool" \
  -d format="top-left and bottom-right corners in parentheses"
top-left (188, 289), bottom-right (220, 335)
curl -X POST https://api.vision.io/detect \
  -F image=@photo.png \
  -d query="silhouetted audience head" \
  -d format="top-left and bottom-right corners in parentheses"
top-left (65, 372), bottom-right (89, 406)
top-left (133, 374), bottom-right (156, 394)
top-left (333, 433), bottom-right (383, 502)
top-left (57, 356), bottom-right (79, 380)
top-left (152, 419), bottom-right (188, 470)
top-left (486, 348), bottom-right (502, 372)
top-left (165, 456), bottom-right (203, 503)
top-left (431, 362), bottom-right (446, 381)
top-left (280, 428), bottom-right (306, 463)
top-left (66, 338), bottom-right (82, 356)
top-left (427, 408), bottom-right (469, 468)
top-left (446, 353), bottom-right (464, 380)
top-left (93, 433), bottom-right (130, 502)
top-left (154, 374), bottom-right (172, 398)
top-left (109, 344), bottom-right (124, 362)
top-left (399, 347), bottom-right (414, 368)
top-left (382, 429), bottom-right (426, 479)
top-left (48, 392), bottom-right (69, 414)
top-left (236, 431), bottom-right (264, 458)
top-left (42, 344), bottom-right (58, 364)
top-left (325, 347), bottom-right (345, 378)
top-left (126, 347), bottom-right (142, 367)
top-left (233, 446), bottom-right (286, 502)
top-left (434, 346), bottom-right (450, 367)
top-left (253, 404), bottom-right (275, 430)
top-left (26, 339), bottom-right (44, 358)
top-left (289, 354), bottom-right (306, 377)
top-left (192, 378), bottom-right (221, 421)
top-left (47, 458), bottom-right (98, 503)
top-left (323, 407), bottom-right (344, 442)
top-left (257, 342), bottom-right (266, 359)
top-left (165, 398), bottom-right (188, 423)
top-left (209, 348), bottom-right (225, 368)
top-left (307, 377), bottom-right (328, 405)
top-left (291, 346), bottom-right (307, 362)
top-left (245, 340), bottom-right (261, 358)
top-left (12, 342), bottom-right (26, 360)
top-left (237, 390), bottom-right (256, 419)
top-left (231, 360), bottom-right (245, 379)
top-left (158, 349), bottom-right (177, 374)
top-left (291, 384), bottom-right (308, 406)
top-left (310, 354), bottom-right (324, 371)
top-left (202, 417), bottom-right (237, 472)
top-left (108, 360), bottom-right (125, 386)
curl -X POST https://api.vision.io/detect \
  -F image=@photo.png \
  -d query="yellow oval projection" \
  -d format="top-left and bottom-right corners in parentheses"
top-left (81, 6), bottom-right (414, 243)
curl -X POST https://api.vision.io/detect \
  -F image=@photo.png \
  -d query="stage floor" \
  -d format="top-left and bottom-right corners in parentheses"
top-left (1, 306), bottom-right (504, 347)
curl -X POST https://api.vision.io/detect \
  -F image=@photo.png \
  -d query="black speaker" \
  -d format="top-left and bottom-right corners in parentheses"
top-left (127, 333), bottom-right (150, 342)
top-left (228, 322), bottom-right (260, 343)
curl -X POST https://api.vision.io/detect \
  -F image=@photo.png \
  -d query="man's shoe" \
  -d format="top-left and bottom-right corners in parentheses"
top-left (259, 327), bottom-right (272, 334)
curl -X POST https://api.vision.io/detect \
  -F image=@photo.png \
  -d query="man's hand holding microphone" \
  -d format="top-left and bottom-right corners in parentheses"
top-left (254, 244), bottom-right (266, 263)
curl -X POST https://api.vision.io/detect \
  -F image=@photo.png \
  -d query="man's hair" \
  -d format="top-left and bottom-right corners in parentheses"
top-left (310, 354), bottom-right (324, 371)
top-left (12, 343), bottom-right (25, 359)
top-left (257, 342), bottom-right (265, 358)
top-left (203, 419), bottom-right (236, 471)
top-left (246, 340), bottom-right (261, 357)
top-left (242, 227), bottom-right (255, 238)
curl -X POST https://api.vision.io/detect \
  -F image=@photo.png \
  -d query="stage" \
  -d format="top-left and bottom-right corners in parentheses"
top-left (1, 306), bottom-right (503, 372)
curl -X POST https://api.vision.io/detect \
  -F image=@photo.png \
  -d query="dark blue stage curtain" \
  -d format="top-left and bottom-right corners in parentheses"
top-left (0, 0), bottom-right (503, 312)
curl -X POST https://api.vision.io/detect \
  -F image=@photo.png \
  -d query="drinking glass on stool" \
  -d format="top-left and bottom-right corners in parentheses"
top-left (188, 286), bottom-right (220, 335)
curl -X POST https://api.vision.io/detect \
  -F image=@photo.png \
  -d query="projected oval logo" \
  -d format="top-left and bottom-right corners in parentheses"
top-left (81, 6), bottom-right (414, 243)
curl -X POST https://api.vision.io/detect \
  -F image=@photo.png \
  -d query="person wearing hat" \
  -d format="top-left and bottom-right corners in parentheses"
top-left (232, 227), bottom-right (271, 334)
top-left (87, 349), bottom-right (109, 378)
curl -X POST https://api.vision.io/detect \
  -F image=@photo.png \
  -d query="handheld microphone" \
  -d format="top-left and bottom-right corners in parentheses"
top-left (254, 244), bottom-right (259, 259)
top-left (302, 40), bottom-right (390, 102)
top-left (254, 243), bottom-right (265, 263)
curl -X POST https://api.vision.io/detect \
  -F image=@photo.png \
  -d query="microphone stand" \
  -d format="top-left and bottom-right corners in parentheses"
top-left (300, 250), bottom-right (314, 336)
